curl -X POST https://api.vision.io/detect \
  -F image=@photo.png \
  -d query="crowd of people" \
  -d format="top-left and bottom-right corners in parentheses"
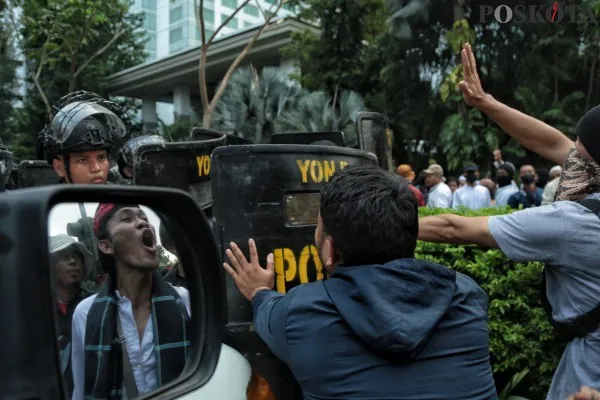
top-left (396, 152), bottom-right (564, 210)
top-left (12, 39), bottom-right (600, 400)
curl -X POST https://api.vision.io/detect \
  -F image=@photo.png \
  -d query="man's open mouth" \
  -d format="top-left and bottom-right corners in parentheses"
top-left (141, 229), bottom-right (156, 251)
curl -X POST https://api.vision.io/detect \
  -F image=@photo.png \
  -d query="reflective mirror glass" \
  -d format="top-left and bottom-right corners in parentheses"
top-left (48, 202), bottom-right (191, 399)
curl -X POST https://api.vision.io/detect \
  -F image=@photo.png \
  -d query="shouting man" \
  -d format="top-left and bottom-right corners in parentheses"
top-left (224, 163), bottom-right (496, 400)
top-left (71, 204), bottom-right (191, 399)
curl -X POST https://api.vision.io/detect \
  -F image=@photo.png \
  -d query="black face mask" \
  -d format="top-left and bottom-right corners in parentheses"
top-left (496, 175), bottom-right (512, 187)
top-left (521, 173), bottom-right (535, 185)
top-left (465, 173), bottom-right (478, 184)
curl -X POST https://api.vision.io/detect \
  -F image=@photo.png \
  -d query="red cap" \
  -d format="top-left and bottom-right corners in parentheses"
top-left (93, 203), bottom-right (116, 235)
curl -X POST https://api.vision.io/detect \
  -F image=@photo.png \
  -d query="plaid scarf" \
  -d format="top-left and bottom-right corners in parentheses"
top-left (83, 271), bottom-right (191, 399)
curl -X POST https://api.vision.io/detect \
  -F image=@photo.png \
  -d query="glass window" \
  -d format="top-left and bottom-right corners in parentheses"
top-left (222, 0), bottom-right (237, 8)
top-left (143, 13), bottom-right (156, 30)
top-left (265, 0), bottom-right (276, 4)
top-left (142, 0), bottom-right (155, 9)
top-left (196, 28), bottom-right (213, 40)
top-left (145, 35), bottom-right (156, 55)
top-left (244, 21), bottom-right (254, 28)
top-left (243, 4), bottom-right (258, 16)
top-left (221, 13), bottom-right (238, 29)
top-left (284, 3), bottom-right (295, 11)
top-left (170, 26), bottom-right (183, 44)
top-left (203, 9), bottom-right (214, 24)
top-left (170, 6), bottom-right (183, 23)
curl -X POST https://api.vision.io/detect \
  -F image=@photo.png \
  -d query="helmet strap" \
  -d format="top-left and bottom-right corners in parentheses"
top-left (62, 153), bottom-right (73, 184)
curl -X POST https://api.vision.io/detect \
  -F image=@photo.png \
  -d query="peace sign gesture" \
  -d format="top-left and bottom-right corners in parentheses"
top-left (458, 43), bottom-right (489, 108)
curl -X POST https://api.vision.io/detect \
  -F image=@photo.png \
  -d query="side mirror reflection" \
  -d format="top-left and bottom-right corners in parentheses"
top-left (48, 202), bottom-right (191, 399)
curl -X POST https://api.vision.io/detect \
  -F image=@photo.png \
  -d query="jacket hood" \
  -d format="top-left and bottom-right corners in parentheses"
top-left (323, 258), bottom-right (457, 359)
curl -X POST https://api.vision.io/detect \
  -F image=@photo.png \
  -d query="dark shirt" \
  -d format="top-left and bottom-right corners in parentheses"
top-left (163, 263), bottom-right (187, 289)
top-left (56, 293), bottom-right (84, 399)
top-left (252, 259), bottom-right (497, 400)
top-left (508, 188), bottom-right (543, 209)
top-left (409, 184), bottom-right (426, 207)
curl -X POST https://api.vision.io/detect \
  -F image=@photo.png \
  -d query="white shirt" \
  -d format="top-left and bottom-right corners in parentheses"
top-left (452, 184), bottom-right (492, 210)
top-left (542, 177), bottom-right (560, 205)
top-left (71, 286), bottom-right (191, 400)
top-left (427, 182), bottom-right (453, 208)
top-left (495, 181), bottom-right (519, 206)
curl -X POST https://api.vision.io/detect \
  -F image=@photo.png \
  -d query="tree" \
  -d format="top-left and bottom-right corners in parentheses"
top-left (283, 0), bottom-right (387, 96)
top-left (0, 8), bottom-right (20, 144)
top-left (275, 89), bottom-right (365, 147)
top-left (196, 0), bottom-right (285, 128)
top-left (7, 0), bottom-right (146, 158)
top-left (211, 65), bottom-right (304, 143)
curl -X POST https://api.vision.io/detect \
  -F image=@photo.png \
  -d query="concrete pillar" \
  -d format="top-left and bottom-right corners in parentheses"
top-left (280, 58), bottom-right (300, 77)
top-left (141, 98), bottom-right (157, 131)
top-left (173, 85), bottom-right (192, 120)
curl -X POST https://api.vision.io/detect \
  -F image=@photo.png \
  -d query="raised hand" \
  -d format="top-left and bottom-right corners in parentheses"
top-left (223, 238), bottom-right (274, 301)
top-left (458, 43), bottom-right (488, 108)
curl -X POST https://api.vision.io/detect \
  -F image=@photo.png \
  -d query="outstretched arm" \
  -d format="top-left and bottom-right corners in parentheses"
top-left (460, 43), bottom-right (574, 166)
top-left (418, 215), bottom-right (499, 248)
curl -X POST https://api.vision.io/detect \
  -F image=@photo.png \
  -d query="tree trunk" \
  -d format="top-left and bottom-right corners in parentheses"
top-left (202, 108), bottom-right (212, 128)
top-left (586, 35), bottom-right (598, 111)
top-left (454, 0), bottom-right (467, 118)
top-left (69, 55), bottom-right (77, 92)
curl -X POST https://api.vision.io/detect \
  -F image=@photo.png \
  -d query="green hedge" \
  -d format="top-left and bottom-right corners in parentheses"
top-left (416, 206), bottom-right (565, 398)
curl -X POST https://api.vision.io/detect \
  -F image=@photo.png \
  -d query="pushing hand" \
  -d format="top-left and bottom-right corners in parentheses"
top-left (223, 238), bottom-right (275, 301)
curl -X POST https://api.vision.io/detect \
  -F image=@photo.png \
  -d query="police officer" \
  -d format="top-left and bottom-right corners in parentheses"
top-left (0, 140), bottom-right (17, 192)
top-left (39, 91), bottom-right (129, 185)
top-left (117, 134), bottom-right (166, 184)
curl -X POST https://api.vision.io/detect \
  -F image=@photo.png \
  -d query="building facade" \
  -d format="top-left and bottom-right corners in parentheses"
top-left (131, 0), bottom-right (298, 63)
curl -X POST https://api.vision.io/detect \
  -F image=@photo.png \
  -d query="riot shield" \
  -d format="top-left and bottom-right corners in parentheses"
top-left (211, 144), bottom-right (377, 399)
top-left (356, 112), bottom-right (394, 172)
top-left (269, 131), bottom-right (346, 146)
top-left (133, 136), bottom-right (226, 209)
top-left (17, 160), bottom-right (57, 188)
top-left (190, 127), bottom-right (252, 145)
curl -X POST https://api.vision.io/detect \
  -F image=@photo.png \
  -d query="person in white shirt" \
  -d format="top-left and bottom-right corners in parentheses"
top-left (542, 165), bottom-right (562, 205)
top-left (424, 164), bottom-right (453, 208)
top-left (452, 165), bottom-right (492, 210)
top-left (71, 203), bottom-right (191, 400)
top-left (494, 163), bottom-right (519, 207)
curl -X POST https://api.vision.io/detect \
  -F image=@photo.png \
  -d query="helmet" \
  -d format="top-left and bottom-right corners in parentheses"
top-left (117, 134), bottom-right (166, 178)
top-left (39, 91), bottom-right (130, 163)
top-left (0, 140), bottom-right (17, 190)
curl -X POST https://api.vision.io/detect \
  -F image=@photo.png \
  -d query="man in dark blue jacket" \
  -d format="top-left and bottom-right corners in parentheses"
top-left (223, 163), bottom-right (497, 400)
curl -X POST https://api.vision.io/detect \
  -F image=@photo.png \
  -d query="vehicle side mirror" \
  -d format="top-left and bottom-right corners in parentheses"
top-left (0, 185), bottom-right (225, 399)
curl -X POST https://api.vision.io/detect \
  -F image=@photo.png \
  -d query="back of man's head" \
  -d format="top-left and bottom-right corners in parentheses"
top-left (320, 163), bottom-right (418, 266)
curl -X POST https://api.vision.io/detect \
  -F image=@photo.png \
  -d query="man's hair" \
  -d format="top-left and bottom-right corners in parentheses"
top-left (319, 163), bottom-right (418, 266)
top-left (95, 203), bottom-right (138, 278)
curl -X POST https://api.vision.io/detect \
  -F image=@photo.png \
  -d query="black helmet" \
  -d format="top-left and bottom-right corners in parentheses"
top-left (39, 91), bottom-right (130, 163)
top-left (117, 134), bottom-right (166, 177)
top-left (0, 140), bottom-right (17, 190)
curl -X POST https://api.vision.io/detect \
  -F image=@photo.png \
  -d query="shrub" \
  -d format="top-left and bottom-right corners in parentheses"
top-left (416, 206), bottom-right (566, 398)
